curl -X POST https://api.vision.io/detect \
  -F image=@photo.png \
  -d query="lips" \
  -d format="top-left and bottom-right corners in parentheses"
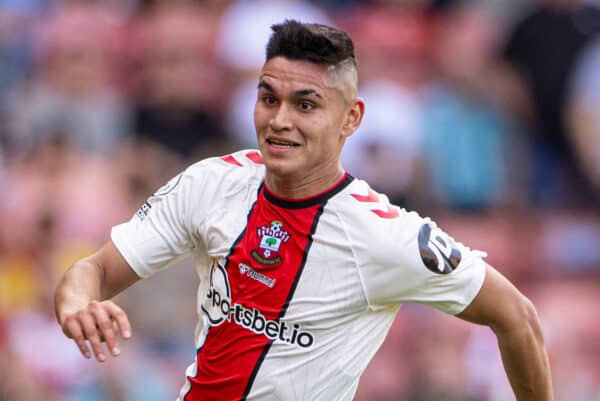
top-left (266, 138), bottom-right (301, 147)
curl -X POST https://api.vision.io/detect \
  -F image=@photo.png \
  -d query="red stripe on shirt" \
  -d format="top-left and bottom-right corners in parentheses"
top-left (184, 187), bottom-right (321, 401)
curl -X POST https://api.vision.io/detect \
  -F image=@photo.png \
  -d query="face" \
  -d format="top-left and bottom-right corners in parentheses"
top-left (254, 57), bottom-right (363, 186)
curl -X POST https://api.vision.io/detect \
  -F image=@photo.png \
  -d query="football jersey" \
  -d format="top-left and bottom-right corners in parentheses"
top-left (111, 149), bottom-right (487, 401)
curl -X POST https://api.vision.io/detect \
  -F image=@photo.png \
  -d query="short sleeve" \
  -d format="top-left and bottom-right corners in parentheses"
top-left (359, 211), bottom-right (487, 315)
top-left (111, 169), bottom-right (200, 278)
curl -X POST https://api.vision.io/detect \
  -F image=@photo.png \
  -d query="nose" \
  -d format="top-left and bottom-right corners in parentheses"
top-left (269, 103), bottom-right (292, 132)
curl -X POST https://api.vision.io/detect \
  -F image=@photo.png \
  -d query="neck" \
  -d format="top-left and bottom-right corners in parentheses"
top-left (265, 167), bottom-right (346, 199)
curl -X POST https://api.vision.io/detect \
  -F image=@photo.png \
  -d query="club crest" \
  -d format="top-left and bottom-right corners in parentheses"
top-left (251, 220), bottom-right (290, 265)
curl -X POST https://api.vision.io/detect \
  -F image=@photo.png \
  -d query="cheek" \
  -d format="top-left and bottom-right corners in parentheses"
top-left (305, 113), bottom-right (335, 137)
top-left (253, 104), bottom-right (267, 131)
top-left (312, 115), bottom-right (342, 147)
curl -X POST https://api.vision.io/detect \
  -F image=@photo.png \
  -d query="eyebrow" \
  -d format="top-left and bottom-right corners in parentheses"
top-left (258, 80), bottom-right (274, 92)
top-left (295, 88), bottom-right (322, 99)
top-left (258, 80), bottom-right (323, 99)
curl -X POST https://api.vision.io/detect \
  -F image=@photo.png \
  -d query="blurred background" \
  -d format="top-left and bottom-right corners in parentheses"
top-left (0, 0), bottom-right (599, 400)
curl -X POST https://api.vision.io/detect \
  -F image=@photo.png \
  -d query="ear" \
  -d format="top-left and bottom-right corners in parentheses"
top-left (341, 97), bottom-right (365, 139)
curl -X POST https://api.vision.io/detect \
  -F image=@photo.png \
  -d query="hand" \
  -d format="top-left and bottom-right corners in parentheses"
top-left (60, 300), bottom-right (132, 362)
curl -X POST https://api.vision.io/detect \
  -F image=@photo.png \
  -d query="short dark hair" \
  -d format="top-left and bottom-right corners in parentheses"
top-left (266, 20), bottom-right (356, 68)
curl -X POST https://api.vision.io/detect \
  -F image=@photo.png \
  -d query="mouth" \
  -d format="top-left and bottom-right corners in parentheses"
top-left (266, 138), bottom-right (301, 148)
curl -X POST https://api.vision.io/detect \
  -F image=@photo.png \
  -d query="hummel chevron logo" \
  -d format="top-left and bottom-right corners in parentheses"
top-left (351, 189), bottom-right (379, 203)
top-left (221, 154), bottom-right (242, 166)
top-left (221, 151), bottom-right (264, 166)
top-left (245, 151), bottom-right (264, 164)
top-left (372, 207), bottom-right (399, 219)
top-left (351, 188), bottom-right (399, 219)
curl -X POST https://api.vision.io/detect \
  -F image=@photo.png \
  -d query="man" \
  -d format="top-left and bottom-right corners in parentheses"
top-left (55, 20), bottom-right (553, 401)
top-left (500, 0), bottom-right (600, 207)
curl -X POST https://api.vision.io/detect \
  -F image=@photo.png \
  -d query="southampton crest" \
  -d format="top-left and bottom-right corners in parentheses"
top-left (251, 220), bottom-right (290, 265)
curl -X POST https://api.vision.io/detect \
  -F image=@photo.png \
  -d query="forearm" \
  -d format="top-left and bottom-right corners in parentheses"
top-left (55, 242), bottom-right (140, 325)
top-left (494, 309), bottom-right (553, 401)
top-left (54, 258), bottom-right (104, 325)
top-left (54, 250), bottom-right (134, 362)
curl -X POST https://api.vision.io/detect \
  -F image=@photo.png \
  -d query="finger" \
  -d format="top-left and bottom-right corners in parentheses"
top-left (90, 305), bottom-right (120, 357)
top-left (105, 302), bottom-right (132, 340)
top-left (64, 318), bottom-right (91, 359)
top-left (78, 313), bottom-right (106, 362)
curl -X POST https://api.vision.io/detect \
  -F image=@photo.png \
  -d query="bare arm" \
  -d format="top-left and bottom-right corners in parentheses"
top-left (54, 240), bottom-right (141, 362)
top-left (457, 264), bottom-right (553, 401)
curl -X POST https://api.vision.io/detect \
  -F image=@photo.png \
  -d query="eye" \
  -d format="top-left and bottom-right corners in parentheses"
top-left (298, 101), bottom-right (315, 111)
top-left (262, 95), bottom-right (277, 106)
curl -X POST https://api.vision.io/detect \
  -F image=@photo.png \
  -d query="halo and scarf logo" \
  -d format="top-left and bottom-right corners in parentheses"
top-left (251, 220), bottom-right (290, 265)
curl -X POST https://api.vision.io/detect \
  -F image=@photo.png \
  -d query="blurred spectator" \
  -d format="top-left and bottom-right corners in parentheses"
top-left (343, 79), bottom-right (425, 206)
top-left (124, 0), bottom-right (231, 194)
top-left (0, 2), bottom-right (39, 170)
top-left (501, 0), bottom-right (600, 207)
top-left (537, 212), bottom-right (600, 273)
top-left (566, 36), bottom-right (600, 197)
top-left (0, 135), bottom-right (131, 252)
top-left (3, 0), bottom-right (130, 155)
top-left (422, 5), bottom-right (522, 210)
top-left (128, 0), bottom-right (229, 158)
top-left (0, 3), bottom-right (37, 106)
top-left (531, 280), bottom-right (600, 401)
top-left (339, 5), bottom-right (432, 206)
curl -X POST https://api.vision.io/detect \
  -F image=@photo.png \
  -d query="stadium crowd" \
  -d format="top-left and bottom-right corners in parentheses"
top-left (0, 0), bottom-right (599, 400)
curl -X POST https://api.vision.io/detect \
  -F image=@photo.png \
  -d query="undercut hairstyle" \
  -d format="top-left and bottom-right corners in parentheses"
top-left (266, 20), bottom-right (356, 69)
top-left (265, 20), bottom-right (359, 100)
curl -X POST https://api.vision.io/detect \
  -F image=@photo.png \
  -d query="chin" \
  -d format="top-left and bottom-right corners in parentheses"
top-left (263, 157), bottom-right (298, 178)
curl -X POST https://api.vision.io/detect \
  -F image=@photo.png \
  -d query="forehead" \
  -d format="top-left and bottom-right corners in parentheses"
top-left (259, 57), bottom-right (336, 96)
